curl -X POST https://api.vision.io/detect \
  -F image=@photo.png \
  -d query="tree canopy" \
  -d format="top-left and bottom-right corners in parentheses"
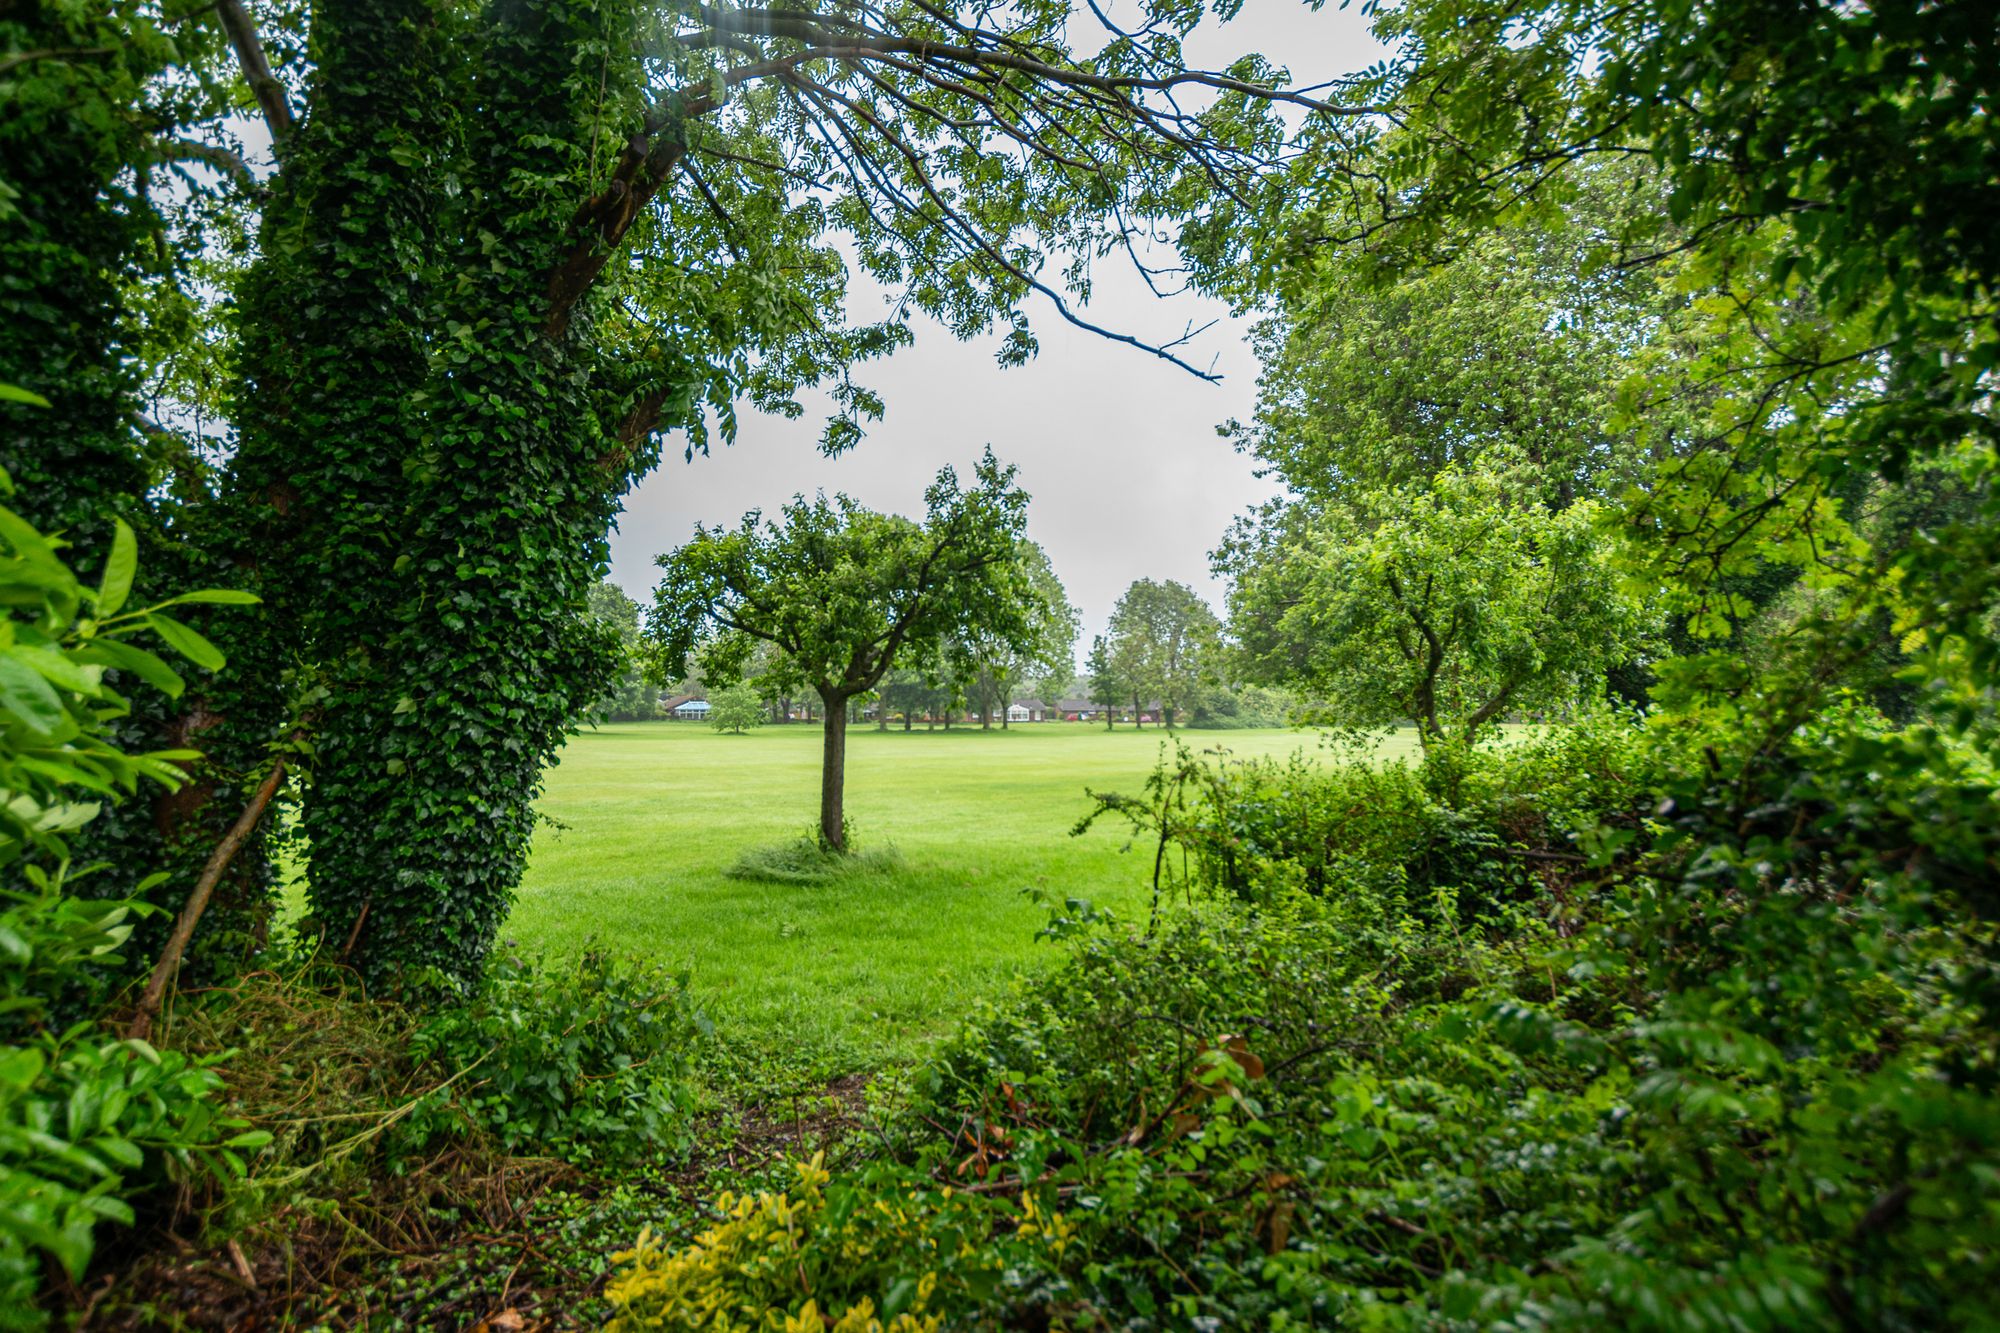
top-left (1104, 579), bottom-right (1221, 730)
top-left (650, 449), bottom-right (1036, 849)
top-left (0, 0), bottom-right (1340, 987)
top-left (1229, 462), bottom-right (1646, 747)
top-left (948, 540), bottom-right (1078, 728)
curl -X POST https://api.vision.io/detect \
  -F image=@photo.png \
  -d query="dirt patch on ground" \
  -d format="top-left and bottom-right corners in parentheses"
top-left (66, 1074), bottom-right (881, 1332)
top-left (708, 1071), bottom-right (874, 1171)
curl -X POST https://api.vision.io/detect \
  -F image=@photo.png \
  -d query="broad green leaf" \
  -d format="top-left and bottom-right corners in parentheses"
top-left (158, 588), bottom-right (260, 607)
top-left (144, 614), bottom-right (225, 672)
top-left (0, 1044), bottom-right (44, 1090)
top-left (0, 503), bottom-right (60, 568)
top-left (96, 520), bottom-right (137, 616)
top-left (75, 638), bottom-right (185, 698)
top-left (0, 652), bottom-right (66, 733)
top-left (13, 642), bottom-right (93, 693)
top-left (88, 1135), bottom-right (143, 1169)
top-left (0, 383), bottom-right (50, 408)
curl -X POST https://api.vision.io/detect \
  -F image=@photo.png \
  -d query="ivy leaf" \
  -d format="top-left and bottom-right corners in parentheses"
top-left (145, 614), bottom-right (225, 672)
top-left (96, 519), bottom-right (137, 617)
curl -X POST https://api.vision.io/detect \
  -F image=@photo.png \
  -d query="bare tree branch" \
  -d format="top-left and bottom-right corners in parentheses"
top-left (213, 0), bottom-right (295, 153)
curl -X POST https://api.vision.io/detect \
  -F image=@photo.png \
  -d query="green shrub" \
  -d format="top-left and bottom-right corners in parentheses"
top-left (0, 476), bottom-right (260, 1326)
top-left (0, 1029), bottom-right (261, 1329)
top-left (401, 945), bottom-right (707, 1165)
top-left (1179, 715), bottom-right (1656, 925)
top-left (615, 718), bottom-right (2000, 1330)
top-left (0, 878), bottom-right (265, 1331)
top-left (707, 683), bottom-right (766, 734)
top-left (603, 1152), bottom-right (1070, 1332)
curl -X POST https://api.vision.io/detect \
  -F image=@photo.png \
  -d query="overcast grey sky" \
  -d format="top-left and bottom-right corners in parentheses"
top-left (607, 1), bottom-right (1385, 650)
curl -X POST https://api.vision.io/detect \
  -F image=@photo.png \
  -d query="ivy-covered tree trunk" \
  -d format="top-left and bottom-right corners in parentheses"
top-left (1, 7), bottom-right (287, 971)
top-left (200, 0), bottom-right (1307, 992)
top-left (0, 5), bottom-right (151, 550)
top-left (231, 0), bottom-right (640, 990)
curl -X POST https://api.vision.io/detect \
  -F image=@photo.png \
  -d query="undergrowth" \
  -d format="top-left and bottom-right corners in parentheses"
top-left (601, 713), bottom-right (2000, 1332)
top-left (72, 944), bottom-right (713, 1329)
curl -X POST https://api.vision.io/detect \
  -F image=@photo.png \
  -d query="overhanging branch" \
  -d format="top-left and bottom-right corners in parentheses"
top-left (214, 0), bottom-right (295, 154)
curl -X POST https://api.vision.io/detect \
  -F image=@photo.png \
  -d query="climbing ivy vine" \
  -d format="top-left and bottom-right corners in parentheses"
top-left (0, 6), bottom-right (287, 976)
top-left (209, 0), bottom-right (1323, 990)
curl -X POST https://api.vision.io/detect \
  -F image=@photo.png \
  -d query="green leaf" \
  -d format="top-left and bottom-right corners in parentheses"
top-left (145, 614), bottom-right (225, 672)
top-left (96, 520), bottom-right (137, 617)
top-left (89, 1135), bottom-right (144, 1169)
top-left (76, 638), bottom-right (185, 699)
top-left (0, 1044), bottom-right (43, 1091)
top-left (158, 588), bottom-right (261, 607)
top-left (0, 651), bottom-right (67, 733)
top-left (0, 383), bottom-right (50, 408)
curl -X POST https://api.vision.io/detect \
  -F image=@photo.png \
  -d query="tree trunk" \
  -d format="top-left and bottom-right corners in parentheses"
top-left (819, 690), bottom-right (848, 851)
top-left (1133, 692), bottom-right (1144, 729)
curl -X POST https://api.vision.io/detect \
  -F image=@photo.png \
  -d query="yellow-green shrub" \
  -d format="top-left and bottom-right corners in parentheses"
top-left (605, 1153), bottom-right (1077, 1332)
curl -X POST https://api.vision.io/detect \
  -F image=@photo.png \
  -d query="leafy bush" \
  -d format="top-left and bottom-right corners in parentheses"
top-left (603, 1152), bottom-right (1069, 1332)
top-left (0, 476), bottom-right (260, 1325)
top-left (401, 945), bottom-right (707, 1165)
top-left (614, 720), bottom-right (2000, 1330)
top-left (1, 878), bottom-right (264, 1331)
top-left (707, 683), bottom-right (766, 734)
top-left (0, 1029), bottom-right (261, 1328)
top-left (1185, 718), bottom-right (1656, 920)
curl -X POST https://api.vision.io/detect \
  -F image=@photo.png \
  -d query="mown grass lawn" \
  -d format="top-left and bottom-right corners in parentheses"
top-left (507, 722), bottom-right (1415, 1072)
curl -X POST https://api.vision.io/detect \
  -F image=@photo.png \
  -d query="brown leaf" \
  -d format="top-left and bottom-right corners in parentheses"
top-left (1266, 1200), bottom-right (1295, 1255)
top-left (1220, 1034), bottom-right (1265, 1081)
top-left (468, 1313), bottom-right (526, 1333)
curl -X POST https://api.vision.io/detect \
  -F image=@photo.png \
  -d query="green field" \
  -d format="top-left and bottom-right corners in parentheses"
top-left (507, 722), bottom-right (1410, 1070)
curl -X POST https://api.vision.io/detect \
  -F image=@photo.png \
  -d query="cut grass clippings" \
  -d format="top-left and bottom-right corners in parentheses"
top-left (726, 836), bottom-right (907, 885)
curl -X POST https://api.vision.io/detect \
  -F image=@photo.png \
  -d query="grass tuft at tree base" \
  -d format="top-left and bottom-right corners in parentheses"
top-left (726, 835), bottom-right (906, 886)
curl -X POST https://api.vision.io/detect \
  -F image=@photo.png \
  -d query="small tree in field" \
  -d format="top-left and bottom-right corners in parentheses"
top-left (707, 685), bottom-right (765, 735)
top-left (651, 451), bottom-right (1035, 851)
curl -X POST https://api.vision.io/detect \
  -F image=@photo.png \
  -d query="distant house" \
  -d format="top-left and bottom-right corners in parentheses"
top-left (1052, 697), bottom-right (1167, 723)
top-left (1007, 699), bottom-right (1050, 723)
top-left (667, 697), bottom-right (711, 720)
